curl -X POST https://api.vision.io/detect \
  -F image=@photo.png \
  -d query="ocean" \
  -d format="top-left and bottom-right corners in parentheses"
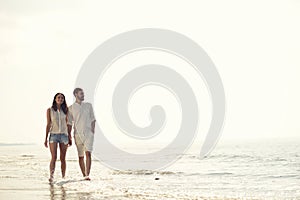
top-left (0, 138), bottom-right (299, 200)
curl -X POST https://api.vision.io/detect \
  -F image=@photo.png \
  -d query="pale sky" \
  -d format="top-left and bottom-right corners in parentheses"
top-left (0, 0), bottom-right (299, 145)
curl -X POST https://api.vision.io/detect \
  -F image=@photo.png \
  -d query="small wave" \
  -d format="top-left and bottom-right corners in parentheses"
top-left (0, 175), bottom-right (16, 179)
top-left (111, 169), bottom-right (181, 176)
top-left (206, 172), bottom-right (233, 176)
top-left (265, 174), bottom-right (298, 179)
top-left (0, 143), bottom-right (36, 146)
top-left (273, 158), bottom-right (288, 162)
top-left (112, 170), bottom-right (236, 177)
top-left (20, 155), bottom-right (35, 158)
top-left (189, 154), bottom-right (258, 160)
top-left (66, 159), bottom-right (79, 162)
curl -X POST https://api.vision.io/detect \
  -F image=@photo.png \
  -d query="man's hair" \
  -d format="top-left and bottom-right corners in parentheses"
top-left (73, 88), bottom-right (83, 96)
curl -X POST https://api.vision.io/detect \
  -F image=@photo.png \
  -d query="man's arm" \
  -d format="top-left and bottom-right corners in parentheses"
top-left (91, 120), bottom-right (96, 134)
top-left (90, 103), bottom-right (96, 134)
top-left (67, 107), bottom-right (73, 145)
top-left (67, 124), bottom-right (72, 146)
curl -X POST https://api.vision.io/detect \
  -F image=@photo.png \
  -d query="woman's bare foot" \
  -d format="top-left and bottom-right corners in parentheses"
top-left (49, 177), bottom-right (54, 183)
top-left (84, 176), bottom-right (91, 181)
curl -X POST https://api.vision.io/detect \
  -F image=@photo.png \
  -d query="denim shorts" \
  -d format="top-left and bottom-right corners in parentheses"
top-left (49, 133), bottom-right (68, 145)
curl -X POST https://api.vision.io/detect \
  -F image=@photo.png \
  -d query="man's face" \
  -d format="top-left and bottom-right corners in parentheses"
top-left (76, 90), bottom-right (85, 101)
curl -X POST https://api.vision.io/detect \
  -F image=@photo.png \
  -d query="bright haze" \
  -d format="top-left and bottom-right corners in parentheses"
top-left (0, 0), bottom-right (299, 144)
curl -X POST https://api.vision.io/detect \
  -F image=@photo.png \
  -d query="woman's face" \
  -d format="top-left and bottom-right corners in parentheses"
top-left (55, 94), bottom-right (64, 105)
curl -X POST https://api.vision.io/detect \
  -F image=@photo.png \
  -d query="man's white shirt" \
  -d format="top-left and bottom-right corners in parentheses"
top-left (68, 102), bottom-right (96, 135)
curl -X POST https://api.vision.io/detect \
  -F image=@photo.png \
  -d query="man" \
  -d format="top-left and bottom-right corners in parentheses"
top-left (67, 88), bottom-right (96, 180)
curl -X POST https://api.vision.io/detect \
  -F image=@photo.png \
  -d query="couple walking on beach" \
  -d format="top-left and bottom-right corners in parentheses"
top-left (44, 88), bottom-right (96, 182)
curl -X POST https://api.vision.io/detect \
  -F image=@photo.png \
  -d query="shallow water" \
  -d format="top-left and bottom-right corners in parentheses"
top-left (0, 138), bottom-right (299, 199)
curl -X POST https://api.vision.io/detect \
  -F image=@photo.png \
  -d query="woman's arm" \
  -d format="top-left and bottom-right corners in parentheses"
top-left (66, 114), bottom-right (72, 146)
top-left (44, 108), bottom-right (51, 148)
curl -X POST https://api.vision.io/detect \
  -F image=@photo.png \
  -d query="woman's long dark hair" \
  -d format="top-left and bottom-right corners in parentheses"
top-left (51, 93), bottom-right (68, 114)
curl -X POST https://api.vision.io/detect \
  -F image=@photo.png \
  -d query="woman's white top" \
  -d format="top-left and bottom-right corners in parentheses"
top-left (49, 107), bottom-right (68, 134)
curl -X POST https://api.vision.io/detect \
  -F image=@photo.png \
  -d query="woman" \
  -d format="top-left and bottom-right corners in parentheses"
top-left (44, 93), bottom-right (72, 182)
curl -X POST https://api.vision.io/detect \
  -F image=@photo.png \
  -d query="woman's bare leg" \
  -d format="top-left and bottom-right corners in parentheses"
top-left (59, 143), bottom-right (68, 178)
top-left (49, 142), bottom-right (57, 181)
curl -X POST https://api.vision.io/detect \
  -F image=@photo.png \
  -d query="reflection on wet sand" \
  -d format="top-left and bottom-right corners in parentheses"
top-left (49, 185), bottom-right (66, 200)
top-left (49, 183), bottom-right (92, 200)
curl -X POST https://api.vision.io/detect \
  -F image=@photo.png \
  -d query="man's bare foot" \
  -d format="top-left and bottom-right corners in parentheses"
top-left (84, 176), bottom-right (91, 181)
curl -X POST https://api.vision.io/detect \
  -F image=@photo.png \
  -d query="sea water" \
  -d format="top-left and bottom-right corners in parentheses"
top-left (0, 138), bottom-right (299, 199)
